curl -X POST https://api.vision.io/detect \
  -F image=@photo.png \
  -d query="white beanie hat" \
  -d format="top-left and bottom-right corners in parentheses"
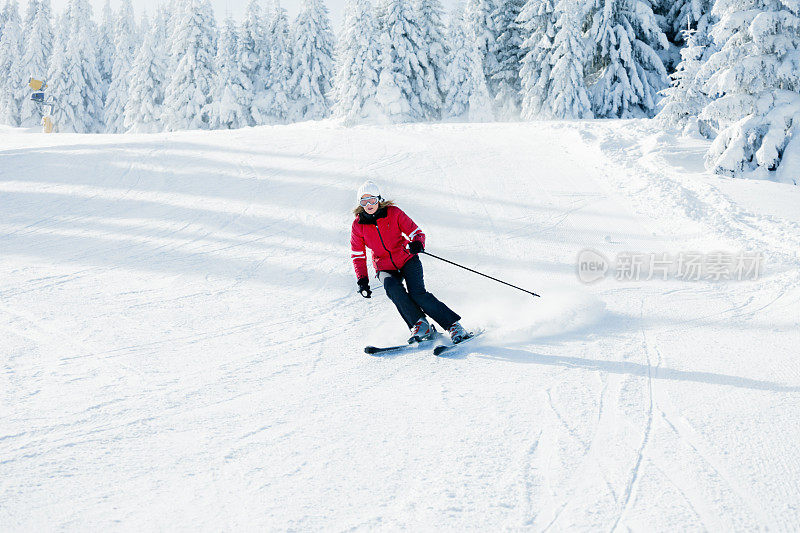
top-left (356, 180), bottom-right (381, 203)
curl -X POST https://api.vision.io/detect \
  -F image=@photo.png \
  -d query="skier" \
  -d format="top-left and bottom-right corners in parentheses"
top-left (350, 180), bottom-right (469, 344)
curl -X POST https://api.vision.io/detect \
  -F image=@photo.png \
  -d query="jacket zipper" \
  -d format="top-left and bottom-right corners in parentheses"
top-left (374, 222), bottom-right (400, 271)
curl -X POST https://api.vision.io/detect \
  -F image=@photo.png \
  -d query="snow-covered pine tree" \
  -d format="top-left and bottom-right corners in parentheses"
top-left (331, 0), bottom-right (381, 123)
top-left (464, 0), bottom-right (499, 96)
top-left (165, 0), bottom-right (186, 73)
top-left (490, 0), bottom-right (525, 118)
top-left (288, 0), bottom-right (335, 121)
top-left (152, 3), bottom-right (170, 61)
top-left (22, 0), bottom-right (37, 33)
top-left (518, 0), bottom-right (557, 119)
top-left (414, 0), bottom-right (447, 119)
top-left (656, 25), bottom-right (710, 132)
top-left (376, 0), bottom-right (427, 122)
top-left (97, 0), bottom-right (114, 94)
top-left (212, 17), bottom-right (250, 129)
top-left (0, 0), bottom-right (22, 125)
top-left (0, 0), bottom-right (16, 38)
top-left (666, 0), bottom-right (713, 44)
top-left (63, 0), bottom-right (104, 132)
top-left (587, 0), bottom-right (669, 118)
top-left (699, 0), bottom-right (800, 182)
top-left (648, 0), bottom-right (675, 64)
top-left (375, 31), bottom-right (412, 122)
top-left (238, 0), bottom-right (266, 125)
top-left (46, 12), bottom-right (70, 130)
top-left (9, 0), bottom-right (38, 123)
top-left (18, 0), bottom-right (52, 126)
top-left (467, 38), bottom-right (493, 121)
top-left (18, 0), bottom-right (37, 70)
top-left (261, 0), bottom-right (292, 123)
top-left (547, 0), bottom-right (592, 119)
top-left (442, 4), bottom-right (471, 118)
top-left (103, 0), bottom-right (137, 133)
top-left (442, 3), bottom-right (492, 121)
top-left (124, 17), bottom-right (166, 132)
top-left (649, 0), bottom-right (671, 25)
top-left (139, 11), bottom-right (150, 37)
top-left (45, 0), bottom-right (103, 133)
top-left (162, 0), bottom-right (217, 131)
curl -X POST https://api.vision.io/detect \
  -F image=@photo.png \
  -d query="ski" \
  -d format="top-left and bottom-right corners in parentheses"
top-left (364, 332), bottom-right (441, 356)
top-left (364, 343), bottom-right (415, 355)
top-left (432, 330), bottom-right (483, 356)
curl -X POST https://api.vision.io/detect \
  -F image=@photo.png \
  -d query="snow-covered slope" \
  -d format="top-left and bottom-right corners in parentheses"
top-left (2, 121), bottom-right (799, 530)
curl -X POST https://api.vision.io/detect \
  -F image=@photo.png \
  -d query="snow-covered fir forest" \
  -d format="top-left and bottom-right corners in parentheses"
top-left (0, 0), bottom-right (798, 181)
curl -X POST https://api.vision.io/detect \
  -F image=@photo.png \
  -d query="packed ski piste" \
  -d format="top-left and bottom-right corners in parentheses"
top-left (3, 119), bottom-right (800, 530)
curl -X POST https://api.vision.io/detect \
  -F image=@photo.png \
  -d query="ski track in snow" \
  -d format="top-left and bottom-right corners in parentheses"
top-left (1, 121), bottom-right (799, 530)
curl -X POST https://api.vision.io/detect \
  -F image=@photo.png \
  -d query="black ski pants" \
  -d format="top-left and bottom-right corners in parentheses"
top-left (378, 255), bottom-right (460, 330)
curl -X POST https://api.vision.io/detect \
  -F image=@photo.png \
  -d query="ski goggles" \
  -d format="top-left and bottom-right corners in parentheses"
top-left (359, 196), bottom-right (379, 207)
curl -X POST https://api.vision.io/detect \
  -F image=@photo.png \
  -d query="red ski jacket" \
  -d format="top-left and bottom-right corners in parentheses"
top-left (351, 205), bottom-right (426, 279)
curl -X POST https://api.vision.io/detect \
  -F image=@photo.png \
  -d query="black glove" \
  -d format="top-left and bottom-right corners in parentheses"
top-left (408, 240), bottom-right (424, 255)
top-left (357, 277), bottom-right (372, 298)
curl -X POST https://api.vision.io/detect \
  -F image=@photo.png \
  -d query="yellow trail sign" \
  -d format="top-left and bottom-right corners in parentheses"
top-left (29, 78), bottom-right (46, 91)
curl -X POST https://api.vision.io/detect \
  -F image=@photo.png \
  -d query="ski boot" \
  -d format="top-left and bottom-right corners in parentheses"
top-left (408, 317), bottom-right (435, 344)
top-left (448, 322), bottom-right (468, 344)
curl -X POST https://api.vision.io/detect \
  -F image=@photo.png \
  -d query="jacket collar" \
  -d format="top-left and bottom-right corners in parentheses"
top-left (358, 206), bottom-right (388, 224)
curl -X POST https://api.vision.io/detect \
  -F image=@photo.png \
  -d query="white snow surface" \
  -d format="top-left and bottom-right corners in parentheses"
top-left (2, 120), bottom-right (800, 530)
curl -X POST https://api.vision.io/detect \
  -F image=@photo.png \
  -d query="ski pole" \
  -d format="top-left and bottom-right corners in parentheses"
top-left (421, 251), bottom-right (541, 298)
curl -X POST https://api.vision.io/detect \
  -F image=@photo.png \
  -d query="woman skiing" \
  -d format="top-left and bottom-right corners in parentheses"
top-left (350, 180), bottom-right (468, 344)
